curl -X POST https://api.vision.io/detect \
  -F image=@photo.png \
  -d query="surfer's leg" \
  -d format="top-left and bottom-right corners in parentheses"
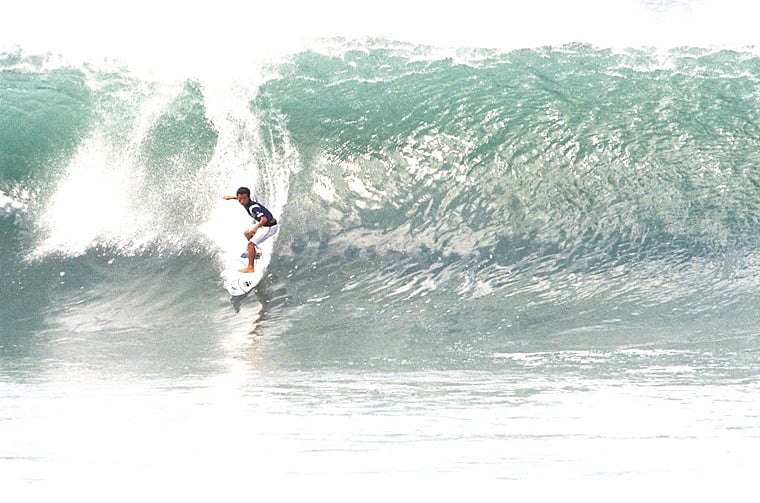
top-left (250, 225), bottom-right (277, 260)
top-left (238, 241), bottom-right (256, 273)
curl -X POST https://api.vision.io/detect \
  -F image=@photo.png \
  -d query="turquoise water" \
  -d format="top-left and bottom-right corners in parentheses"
top-left (2, 0), bottom-right (759, 497)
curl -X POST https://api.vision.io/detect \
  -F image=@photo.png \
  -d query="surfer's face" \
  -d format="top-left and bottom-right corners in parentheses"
top-left (236, 193), bottom-right (250, 205)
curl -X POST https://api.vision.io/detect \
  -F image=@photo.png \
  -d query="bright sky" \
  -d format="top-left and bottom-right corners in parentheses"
top-left (1, 0), bottom-right (758, 71)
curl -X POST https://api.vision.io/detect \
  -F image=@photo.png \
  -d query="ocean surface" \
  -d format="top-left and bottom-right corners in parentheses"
top-left (2, 0), bottom-right (759, 499)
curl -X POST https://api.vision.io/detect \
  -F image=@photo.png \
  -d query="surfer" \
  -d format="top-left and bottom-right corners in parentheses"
top-left (223, 187), bottom-right (278, 273)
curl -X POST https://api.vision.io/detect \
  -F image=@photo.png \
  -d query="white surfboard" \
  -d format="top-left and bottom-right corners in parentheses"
top-left (222, 252), bottom-right (262, 297)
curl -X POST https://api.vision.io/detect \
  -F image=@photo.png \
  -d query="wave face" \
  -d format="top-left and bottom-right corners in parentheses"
top-left (2, 42), bottom-right (759, 371)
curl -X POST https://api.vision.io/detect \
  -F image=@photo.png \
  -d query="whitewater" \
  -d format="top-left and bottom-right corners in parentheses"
top-left (1, 0), bottom-right (759, 499)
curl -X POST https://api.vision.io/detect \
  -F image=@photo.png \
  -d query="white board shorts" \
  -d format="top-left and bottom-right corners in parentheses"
top-left (250, 224), bottom-right (278, 246)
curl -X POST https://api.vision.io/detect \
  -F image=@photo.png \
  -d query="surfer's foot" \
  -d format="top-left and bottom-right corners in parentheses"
top-left (238, 266), bottom-right (255, 273)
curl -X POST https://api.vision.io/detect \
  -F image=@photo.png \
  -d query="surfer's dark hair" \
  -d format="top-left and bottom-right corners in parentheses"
top-left (236, 187), bottom-right (251, 196)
